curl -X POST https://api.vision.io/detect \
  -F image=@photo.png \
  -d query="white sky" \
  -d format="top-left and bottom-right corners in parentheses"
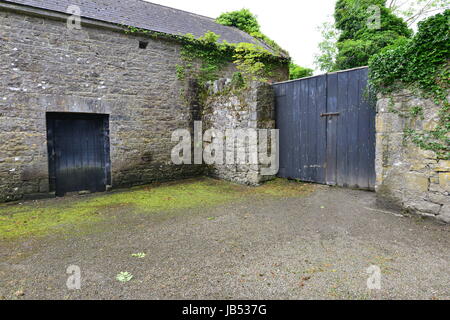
top-left (147, 0), bottom-right (337, 73)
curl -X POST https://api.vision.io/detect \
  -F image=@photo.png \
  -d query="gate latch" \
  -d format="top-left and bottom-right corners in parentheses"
top-left (320, 112), bottom-right (340, 117)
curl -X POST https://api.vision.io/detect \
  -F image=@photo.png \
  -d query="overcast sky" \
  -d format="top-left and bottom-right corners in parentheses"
top-left (147, 0), bottom-right (337, 73)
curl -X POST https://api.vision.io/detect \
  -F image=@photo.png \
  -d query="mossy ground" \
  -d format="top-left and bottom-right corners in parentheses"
top-left (0, 178), bottom-right (313, 240)
top-left (256, 178), bottom-right (314, 197)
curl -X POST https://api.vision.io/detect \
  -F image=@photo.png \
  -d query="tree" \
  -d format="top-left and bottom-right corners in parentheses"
top-left (218, 9), bottom-right (310, 81)
top-left (315, 0), bottom-right (449, 72)
top-left (387, 0), bottom-right (450, 26)
top-left (289, 63), bottom-right (314, 80)
top-left (334, 0), bottom-right (412, 70)
top-left (216, 9), bottom-right (261, 34)
top-left (216, 9), bottom-right (288, 56)
top-left (314, 21), bottom-right (340, 72)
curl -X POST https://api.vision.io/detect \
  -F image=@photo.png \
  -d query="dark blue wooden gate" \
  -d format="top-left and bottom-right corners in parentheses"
top-left (274, 67), bottom-right (376, 190)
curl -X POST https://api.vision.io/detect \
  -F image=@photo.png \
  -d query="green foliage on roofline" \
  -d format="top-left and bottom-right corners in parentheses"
top-left (369, 10), bottom-right (450, 159)
top-left (216, 9), bottom-right (261, 34)
top-left (216, 9), bottom-right (314, 81)
top-left (177, 31), bottom-right (286, 85)
top-left (175, 31), bottom-right (233, 84)
top-left (289, 63), bottom-right (314, 80)
top-left (216, 9), bottom-right (289, 57)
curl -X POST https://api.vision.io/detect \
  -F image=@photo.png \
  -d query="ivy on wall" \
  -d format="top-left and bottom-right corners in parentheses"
top-left (176, 32), bottom-right (287, 85)
top-left (175, 32), bottom-right (232, 84)
top-left (369, 10), bottom-right (450, 159)
top-left (124, 26), bottom-right (288, 87)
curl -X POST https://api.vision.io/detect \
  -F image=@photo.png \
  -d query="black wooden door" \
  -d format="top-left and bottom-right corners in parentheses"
top-left (274, 67), bottom-right (376, 190)
top-left (46, 113), bottom-right (110, 197)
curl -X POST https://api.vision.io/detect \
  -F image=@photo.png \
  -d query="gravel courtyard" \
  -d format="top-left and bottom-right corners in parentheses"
top-left (0, 178), bottom-right (448, 300)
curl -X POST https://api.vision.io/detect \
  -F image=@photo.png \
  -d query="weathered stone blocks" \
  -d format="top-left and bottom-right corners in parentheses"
top-left (203, 80), bottom-right (277, 185)
top-left (375, 91), bottom-right (449, 223)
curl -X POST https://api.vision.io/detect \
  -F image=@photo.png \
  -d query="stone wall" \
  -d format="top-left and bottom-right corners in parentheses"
top-left (0, 9), bottom-right (208, 202)
top-left (375, 90), bottom-right (450, 223)
top-left (203, 79), bottom-right (277, 185)
top-left (0, 9), bottom-right (288, 202)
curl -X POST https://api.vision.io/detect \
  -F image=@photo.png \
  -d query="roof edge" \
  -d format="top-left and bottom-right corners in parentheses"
top-left (0, 1), bottom-right (289, 60)
top-left (0, 2), bottom-right (125, 32)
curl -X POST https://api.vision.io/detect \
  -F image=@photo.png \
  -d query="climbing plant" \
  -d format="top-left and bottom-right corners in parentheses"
top-left (176, 32), bottom-right (233, 85)
top-left (232, 42), bottom-right (280, 82)
top-left (124, 26), bottom-right (286, 86)
top-left (368, 10), bottom-right (450, 159)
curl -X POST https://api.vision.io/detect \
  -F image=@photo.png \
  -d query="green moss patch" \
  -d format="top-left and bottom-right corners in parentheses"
top-left (81, 178), bottom-right (244, 212)
top-left (0, 199), bottom-right (107, 240)
top-left (0, 178), bottom-right (314, 240)
top-left (254, 179), bottom-right (314, 197)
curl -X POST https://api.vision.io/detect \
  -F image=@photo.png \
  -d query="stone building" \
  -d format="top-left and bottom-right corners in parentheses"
top-left (0, 0), bottom-right (289, 202)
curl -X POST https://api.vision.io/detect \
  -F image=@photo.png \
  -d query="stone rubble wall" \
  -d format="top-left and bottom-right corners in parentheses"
top-left (203, 79), bottom-right (277, 185)
top-left (375, 90), bottom-right (450, 223)
top-left (0, 10), bottom-right (202, 202)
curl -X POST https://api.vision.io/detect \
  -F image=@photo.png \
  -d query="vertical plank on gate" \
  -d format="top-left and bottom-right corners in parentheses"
top-left (299, 79), bottom-right (309, 181)
top-left (287, 82), bottom-right (296, 179)
top-left (347, 70), bottom-right (360, 188)
top-left (293, 81), bottom-right (302, 180)
top-left (364, 68), bottom-right (377, 189)
top-left (308, 77), bottom-right (317, 182)
top-left (316, 75), bottom-right (327, 184)
top-left (326, 73), bottom-right (338, 185)
top-left (336, 71), bottom-right (349, 187)
top-left (356, 69), bottom-right (370, 189)
top-left (355, 68), bottom-right (377, 190)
